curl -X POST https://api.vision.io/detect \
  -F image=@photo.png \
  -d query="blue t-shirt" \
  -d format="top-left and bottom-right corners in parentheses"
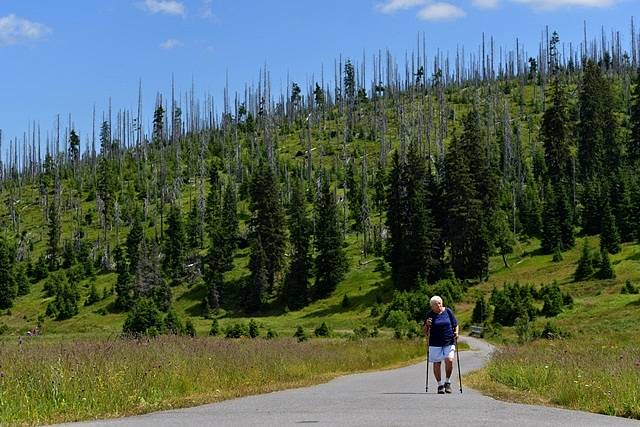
top-left (425, 307), bottom-right (458, 347)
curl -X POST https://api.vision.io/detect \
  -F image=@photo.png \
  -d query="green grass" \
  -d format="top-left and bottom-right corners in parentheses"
top-left (0, 336), bottom-right (425, 426)
top-left (464, 236), bottom-right (640, 420)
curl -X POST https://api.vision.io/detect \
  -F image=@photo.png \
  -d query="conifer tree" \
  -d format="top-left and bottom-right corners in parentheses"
top-left (135, 244), bottom-right (171, 312)
top-left (46, 196), bottom-right (61, 271)
top-left (68, 129), bottom-right (80, 165)
top-left (126, 211), bottom-right (144, 275)
top-left (249, 162), bottom-right (286, 290)
top-left (15, 263), bottom-right (29, 296)
top-left (386, 151), bottom-right (409, 287)
top-left (541, 76), bottom-right (572, 185)
top-left (404, 142), bottom-right (436, 287)
top-left (163, 203), bottom-right (187, 279)
top-left (600, 200), bottom-right (621, 254)
top-left (0, 237), bottom-right (16, 309)
top-left (221, 181), bottom-right (239, 271)
top-left (246, 237), bottom-right (268, 312)
top-left (282, 180), bottom-right (312, 310)
top-left (445, 112), bottom-right (491, 281)
top-left (629, 71), bottom-right (640, 166)
top-left (519, 178), bottom-right (543, 237)
top-left (314, 175), bottom-right (348, 299)
top-left (574, 240), bottom-right (594, 281)
top-left (581, 178), bottom-right (603, 236)
top-left (114, 245), bottom-right (133, 310)
top-left (596, 245), bottom-right (615, 279)
top-left (541, 184), bottom-right (561, 254)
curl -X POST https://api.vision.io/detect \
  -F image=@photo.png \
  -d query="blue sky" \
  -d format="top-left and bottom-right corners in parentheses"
top-left (0, 0), bottom-right (637, 154)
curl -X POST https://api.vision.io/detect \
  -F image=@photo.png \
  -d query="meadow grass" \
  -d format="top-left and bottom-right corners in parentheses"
top-left (0, 335), bottom-right (426, 426)
top-left (467, 333), bottom-right (640, 419)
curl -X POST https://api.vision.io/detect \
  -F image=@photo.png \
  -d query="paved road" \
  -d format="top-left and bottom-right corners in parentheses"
top-left (58, 337), bottom-right (639, 427)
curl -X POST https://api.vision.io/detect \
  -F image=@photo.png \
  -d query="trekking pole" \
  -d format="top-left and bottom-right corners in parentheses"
top-left (425, 341), bottom-right (430, 392)
top-left (455, 336), bottom-right (462, 393)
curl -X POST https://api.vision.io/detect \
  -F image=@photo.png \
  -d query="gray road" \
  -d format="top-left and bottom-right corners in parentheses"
top-left (58, 337), bottom-right (639, 427)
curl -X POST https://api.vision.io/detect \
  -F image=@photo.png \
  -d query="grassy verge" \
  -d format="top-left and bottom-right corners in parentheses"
top-left (465, 291), bottom-right (640, 419)
top-left (0, 336), bottom-right (425, 426)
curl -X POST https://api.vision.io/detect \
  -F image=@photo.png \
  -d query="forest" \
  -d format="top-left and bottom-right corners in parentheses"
top-left (1, 24), bottom-right (640, 338)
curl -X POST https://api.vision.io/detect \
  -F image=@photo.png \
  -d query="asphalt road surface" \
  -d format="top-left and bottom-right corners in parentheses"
top-left (57, 337), bottom-right (639, 427)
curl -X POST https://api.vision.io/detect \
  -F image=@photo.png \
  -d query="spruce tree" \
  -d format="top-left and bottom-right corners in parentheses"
top-left (47, 195), bottom-right (61, 271)
top-left (314, 175), bottom-right (348, 299)
top-left (578, 60), bottom-right (607, 182)
top-left (629, 71), bottom-right (640, 166)
top-left (386, 151), bottom-right (409, 287)
top-left (596, 245), bottom-right (615, 279)
top-left (541, 184), bottom-right (561, 254)
top-left (574, 240), bottom-right (594, 281)
top-left (0, 237), bottom-right (16, 309)
top-left (282, 181), bottom-right (312, 310)
top-left (249, 162), bottom-right (286, 290)
top-left (556, 185), bottom-right (575, 250)
top-left (541, 76), bottom-right (572, 185)
top-left (600, 200), bottom-right (621, 254)
top-left (246, 237), bottom-right (268, 312)
top-left (114, 245), bottom-right (133, 310)
top-left (403, 142), bottom-right (436, 288)
top-left (135, 244), bottom-right (171, 312)
top-left (220, 181), bottom-right (239, 271)
top-left (163, 203), bottom-right (187, 280)
top-left (126, 211), bottom-right (144, 275)
top-left (445, 130), bottom-right (489, 280)
top-left (15, 263), bottom-right (29, 296)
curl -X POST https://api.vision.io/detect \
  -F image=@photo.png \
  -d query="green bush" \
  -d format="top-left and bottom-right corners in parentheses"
top-left (621, 280), bottom-right (639, 294)
top-left (314, 321), bottom-right (331, 337)
top-left (184, 319), bottom-right (196, 337)
top-left (293, 325), bottom-right (308, 342)
top-left (248, 319), bottom-right (260, 338)
top-left (122, 298), bottom-right (164, 336)
top-left (225, 323), bottom-right (249, 338)
top-left (209, 319), bottom-right (220, 336)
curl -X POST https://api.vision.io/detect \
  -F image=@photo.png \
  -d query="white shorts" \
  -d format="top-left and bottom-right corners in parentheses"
top-left (428, 345), bottom-right (455, 363)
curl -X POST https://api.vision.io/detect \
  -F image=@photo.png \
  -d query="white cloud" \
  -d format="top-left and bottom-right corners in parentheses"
top-left (160, 38), bottom-right (181, 49)
top-left (472, 0), bottom-right (500, 8)
top-left (142, 0), bottom-right (185, 16)
top-left (376, 0), bottom-right (427, 14)
top-left (513, 0), bottom-right (616, 9)
top-left (417, 3), bottom-right (466, 20)
top-left (0, 14), bottom-right (51, 47)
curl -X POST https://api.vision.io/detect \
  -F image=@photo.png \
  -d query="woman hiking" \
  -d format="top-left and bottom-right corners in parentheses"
top-left (423, 295), bottom-right (459, 394)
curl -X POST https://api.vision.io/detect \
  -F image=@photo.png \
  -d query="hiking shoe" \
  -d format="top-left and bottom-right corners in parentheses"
top-left (444, 382), bottom-right (452, 393)
top-left (437, 385), bottom-right (445, 394)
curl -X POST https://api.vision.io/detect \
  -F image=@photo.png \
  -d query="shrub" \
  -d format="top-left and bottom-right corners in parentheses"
top-left (225, 323), bottom-right (249, 338)
top-left (341, 294), bottom-right (351, 308)
top-left (314, 322), bottom-right (331, 337)
top-left (574, 241), bottom-right (594, 281)
top-left (541, 321), bottom-right (570, 339)
top-left (471, 296), bottom-right (489, 324)
top-left (209, 319), bottom-right (220, 336)
top-left (266, 328), bottom-right (278, 339)
top-left (491, 282), bottom-right (537, 326)
top-left (163, 309), bottom-right (185, 335)
top-left (248, 319), bottom-right (260, 338)
top-left (352, 325), bottom-right (369, 340)
top-left (621, 280), bottom-right (639, 294)
top-left (184, 319), bottom-right (196, 337)
top-left (84, 281), bottom-right (101, 306)
top-left (514, 314), bottom-right (534, 343)
top-left (122, 299), bottom-right (164, 336)
top-left (293, 325), bottom-right (308, 342)
top-left (0, 322), bottom-right (8, 335)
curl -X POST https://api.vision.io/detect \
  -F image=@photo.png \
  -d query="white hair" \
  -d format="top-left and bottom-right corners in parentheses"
top-left (430, 295), bottom-right (443, 306)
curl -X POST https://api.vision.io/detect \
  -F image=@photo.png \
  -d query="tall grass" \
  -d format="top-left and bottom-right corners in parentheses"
top-left (0, 336), bottom-right (424, 426)
top-left (472, 333), bottom-right (640, 419)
